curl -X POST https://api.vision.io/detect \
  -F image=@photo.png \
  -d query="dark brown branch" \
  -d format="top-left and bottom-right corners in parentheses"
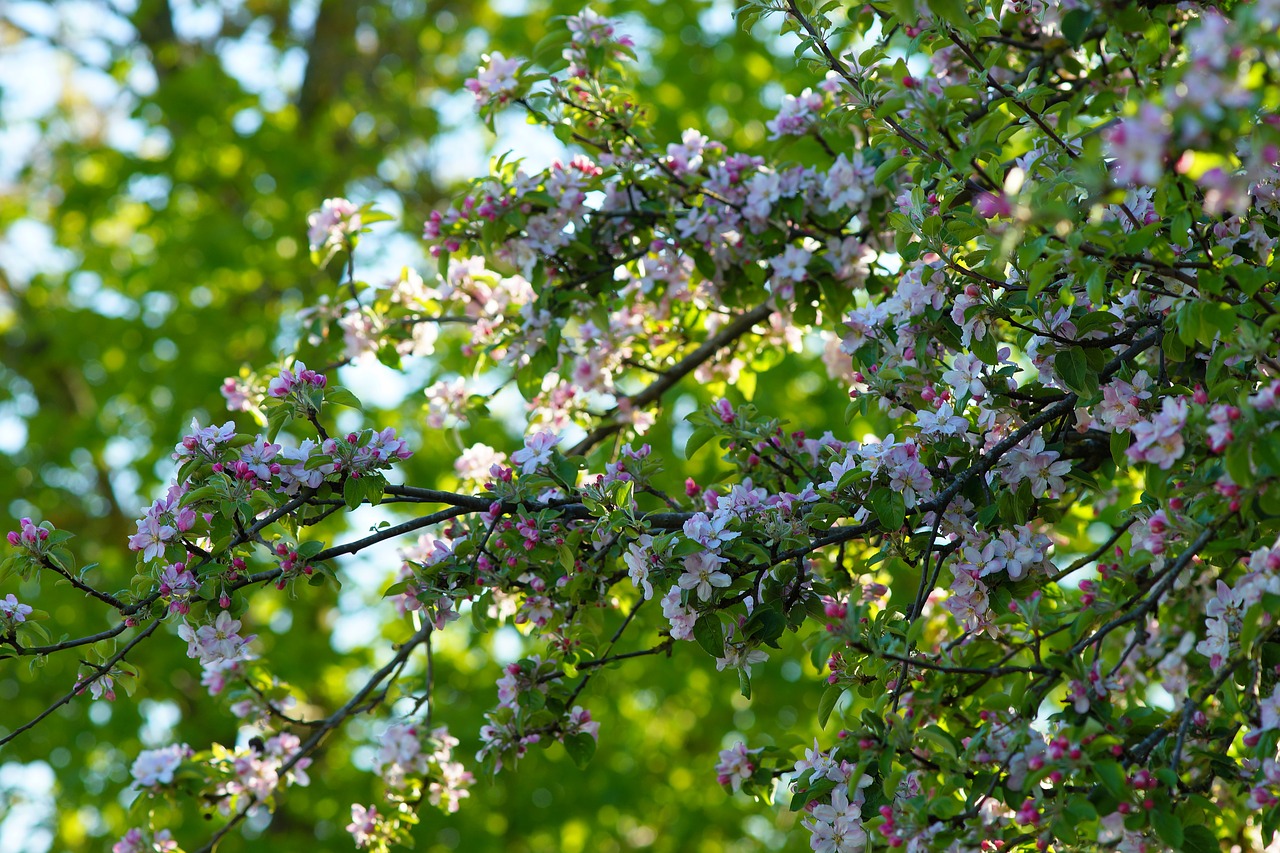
top-left (195, 621), bottom-right (434, 853)
top-left (0, 619), bottom-right (162, 747)
top-left (568, 303), bottom-right (773, 456)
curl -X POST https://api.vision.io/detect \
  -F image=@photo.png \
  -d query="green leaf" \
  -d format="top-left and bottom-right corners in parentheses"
top-left (516, 364), bottom-right (545, 400)
top-left (1200, 302), bottom-right (1236, 342)
top-left (971, 330), bottom-right (998, 366)
top-left (1241, 601), bottom-right (1265, 652)
top-left (926, 0), bottom-right (972, 32)
top-left (1163, 329), bottom-right (1187, 363)
top-left (1073, 311), bottom-right (1121, 337)
top-left (693, 614), bottom-right (725, 659)
top-left (685, 425), bottom-right (720, 459)
top-left (1060, 8), bottom-right (1094, 46)
top-left (1027, 258), bottom-right (1058, 299)
top-left (1094, 760), bottom-right (1127, 799)
top-left (382, 580), bottom-right (411, 598)
top-left (518, 687), bottom-right (546, 712)
top-left (743, 605), bottom-right (787, 647)
top-left (48, 548), bottom-right (75, 573)
top-left (1150, 809), bottom-right (1184, 850)
top-left (1176, 302), bottom-right (1201, 347)
top-left (1052, 813), bottom-right (1080, 844)
top-left (1110, 429), bottom-right (1131, 467)
top-left (296, 540), bottom-right (325, 559)
top-left (304, 453), bottom-right (334, 470)
top-left (343, 477), bottom-right (364, 510)
top-left (1055, 347), bottom-right (1094, 398)
top-left (818, 684), bottom-right (844, 729)
top-left (1225, 442), bottom-right (1253, 487)
top-left (266, 405), bottom-right (292, 443)
top-left (1181, 824), bottom-right (1218, 853)
top-left (324, 387), bottom-right (364, 411)
top-left (1085, 265), bottom-right (1106, 305)
top-left (44, 529), bottom-right (75, 547)
top-left (365, 475), bottom-right (386, 507)
top-left (563, 733), bottom-right (596, 768)
top-left (873, 156), bottom-right (909, 188)
top-left (870, 487), bottom-right (906, 532)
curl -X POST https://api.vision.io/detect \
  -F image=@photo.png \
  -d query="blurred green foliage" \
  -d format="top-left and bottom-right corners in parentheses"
top-left (0, 1), bottom-right (829, 850)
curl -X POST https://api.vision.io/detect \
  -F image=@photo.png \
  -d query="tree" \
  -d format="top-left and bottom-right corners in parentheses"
top-left (3, 1), bottom-right (1280, 852)
top-left (0, 2), bottom-right (810, 849)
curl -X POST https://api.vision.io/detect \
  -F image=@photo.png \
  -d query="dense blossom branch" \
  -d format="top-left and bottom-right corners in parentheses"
top-left (5, 3), bottom-right (1280, 853)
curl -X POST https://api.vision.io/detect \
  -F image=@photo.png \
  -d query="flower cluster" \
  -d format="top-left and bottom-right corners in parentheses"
top-left (307, 197), bottom-right (361, 256)
top-left (0, 593), bottom-right (32, 631)
top-left (8, 3), bottom-right (1280, 853)
top-left (131, 743), bottom-right (194, 788)
top-left (178, 610), bottom-right (256, 668)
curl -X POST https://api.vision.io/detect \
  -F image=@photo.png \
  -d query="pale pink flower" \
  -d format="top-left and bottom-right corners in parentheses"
top-left (131, 744), bottom-right (192, 787)
top-left (511, 431), bottom-right (562, 475)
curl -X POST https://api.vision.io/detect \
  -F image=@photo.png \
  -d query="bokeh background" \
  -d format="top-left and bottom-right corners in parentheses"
top-left (0, 1), bottom-right (841, 850)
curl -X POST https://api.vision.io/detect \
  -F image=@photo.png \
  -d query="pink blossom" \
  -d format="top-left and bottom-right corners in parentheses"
top-left (1195, 617), bottom-right (1230, 672)
top-left (793, 739), bottom-right (842, 784)
top-left (6, 516), bottom-right (49, 550)
top-left (130, 743), bottom-right (192, 787)
top-left (766, 88), bottom-right (825, 139)
top-left (511, 431), bottom-right (562, 475)
top-left (623, 534), bottom-right (663, 600)
top-left (941, 353), bottom-right (987, 399)
top-left (974, 191), bottom-right (1012, 218)
top-left (822, 153), bottom-right (873, 212)
top-left (666, 129), bottom-right (720, 175)
top-left (307, 198), bottom-right (360, 253)
top-left (0, 593), bottom-right (33, 626)
top-left (660, 585), bottom-right (697, 641)
top-left (1127, 397), bottom-right (1188, 469)
top-left (128, 515), bottom-right (176, 563)
top-left (173, 418), bottom-right (237, 460)
top-left (716, 741), bottom-right (756, 792)
top-left (1106, 103), bottom-right (1169, 186)
top-left (347, 804), bottom-right (379, 848)
top-left (425, 377), bottom-right (471, 428)
top-left (682, 512), bottom-right (739, 551)
top-left (715, 641), bottom-right (768, 674)
top-left (769, 243), bottom-right (812, 282)
top-left (678, 550), bottom-right (731, 601)
top-left (914, 402), bottom-right (969, 439)
top-left (267, 361), bottom-right (325, 398)
top-left (1260, 685), bottom-right (1280, 732)
top-left (564, 705), bottom-right (600, 741)
top-left (178, 611), bottom-right (256, 666)
top-left (465, 51), bottom-right (522, 107)
top-left (112, 829), bottom-right (148, 853)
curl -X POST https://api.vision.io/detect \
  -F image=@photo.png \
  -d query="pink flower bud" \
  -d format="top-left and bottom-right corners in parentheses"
top-left (974, 192), bottom-right (1011, 218)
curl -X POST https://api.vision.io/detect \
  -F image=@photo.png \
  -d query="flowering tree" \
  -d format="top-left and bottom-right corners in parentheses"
top-left (4, 1), bottom-right (1280, 851)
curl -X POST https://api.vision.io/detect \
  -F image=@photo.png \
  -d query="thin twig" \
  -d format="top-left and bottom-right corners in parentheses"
top-left (195, 622), bottom-right (434, 853)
